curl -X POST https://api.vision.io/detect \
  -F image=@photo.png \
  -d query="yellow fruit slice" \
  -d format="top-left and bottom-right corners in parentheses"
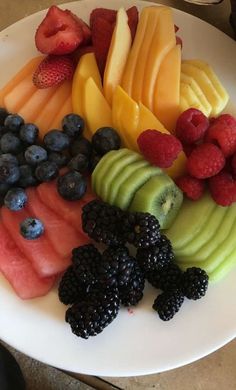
top-left (154, 45), bottom-right (181, 132)
top-left (131, 7), bottom-right (163, 103)
top-left (165, 151), bottom-right (187, 179)
top-left (181, 62), bottom-right (224, 116)
top-left (103, 8), bottom-right (132, 105)
top-left (3, 74), bottom-right (37, 114)
top-left (121, 7), bottom-right (150, 96)
top-left (142, 7), bottom-right (176, 111)
top-left (184, 59), bottom-right (229, 108)
top-left (72, 52), bottom-right (102, 117)
top-left (180, 73), bottom-right (212, 117)
top-left (83, 77), bottom-right (113, 135)
top-left (180, 83), bottom-right (204, 112)
top-left (179, 95), bottom-right (190, 113)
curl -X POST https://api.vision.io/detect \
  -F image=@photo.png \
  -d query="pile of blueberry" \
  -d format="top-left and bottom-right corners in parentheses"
top-left (0, 107), bottom-right (121, 210)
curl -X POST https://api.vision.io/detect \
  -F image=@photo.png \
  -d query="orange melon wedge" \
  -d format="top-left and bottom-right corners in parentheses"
top-left (3, 75), bottom-right (37, 114)
top-left (49, 95), bottom-right (72, 130)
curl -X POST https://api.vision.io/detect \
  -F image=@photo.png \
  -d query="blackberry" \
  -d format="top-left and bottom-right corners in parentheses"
top-left (147, 262), bottom-right (183, 291)
top-left (136, 234), bottom-right (174, 275)
top-left (122, 212), bottom-right (160, 248)
top-left (97, 246), bottom-right (135, 288)
top-left (72, 244), bottom-right (101, 286)
top-left (181, 267), bottom-right (209, 300)
top-left (153, 289), bottom-right (184, 321)
top-left (58, 266), bottom-right (86, 305)
top-left (65, 287), bottom-right (120, 338)
top-left (82, 200), bottom-right (125, 246)
top-left (120, 262), bottom-right (145, 306)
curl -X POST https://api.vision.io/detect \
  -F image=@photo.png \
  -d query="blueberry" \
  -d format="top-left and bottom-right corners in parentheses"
top-left (0, 182), bottom-right (10, 196)
top-left (57, 171), bottom-right (87, 201)
top-left (24, 145), bottom-right (47, 166)
top-left (1, 132), bottom-right (22, 154)
top-left (19, 123), bottom-right (39, 144)
top-left (18, 165), bottom-right (37, 188)
top-left (92, 127), bottom-right (121, 155)
top-left (20, 217), bottom-right (44, 240)
top-left (0, 108), bottom-right (9, 126)
top-left (48, 152), bottom-right (68, 168)
top-left (62, 114), bottom-right (85, 138)
top-left (89, 152), bottom-right (102, 172)
top-left (4, 114), bottom-right (24, 132)
top-left (35, 161), bottom-right (59, 182)
top-left (43, 130), bottom-right (70, 152)
top-left (70, 137), bottom-right (92, 158)
top-left (4, 187), bottom-right (27, 211)
top-left (0, 162), bottom-right (20, 184)
top-left (0, 125), bottom-right (7, 138)
top-left (0, 153), bottom-right (18, 166)
top-left (68, 153), bottom-right (89, 173)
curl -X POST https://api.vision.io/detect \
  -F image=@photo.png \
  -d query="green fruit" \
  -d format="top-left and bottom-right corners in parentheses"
top-left (108, 159), bottom-right (149, 205)
top-left (175, 203), bottom-right (226, 260)
top-left (92, 148), bottom-right (129, 196)
top-left (129, 174), bottom-right (183, 229)
top-left (99, 150), bottom-right (143, 202)
top-left (165, 193), bottom-right (216, 250)
top-left (210, 249), bottom-right (236, 282)
top-left (114, 165), bottom-right (162, 210)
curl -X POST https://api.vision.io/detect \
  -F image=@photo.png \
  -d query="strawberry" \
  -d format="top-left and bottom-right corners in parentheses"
top-left (73, 45), bottom-right (94, 64)
top-left (90, 8), bottom-right (117, 28)
top-left (91, 17), bottom-right (114, 76)
top-left (32, 55), bottom-right (75, 89)
top-left (35, 5), bottom-right (91, 55)
top-left (127, 6), bottom-right (139, 41)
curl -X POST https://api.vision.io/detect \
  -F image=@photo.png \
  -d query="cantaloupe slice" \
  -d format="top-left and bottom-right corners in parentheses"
top-left (0, 56), bottom-right (42, 101)
top-left (3, 75), bottom-right (37, 114)
top-left (49, 95), bottom-right (72, 130)
top-left (34, 81), bottom-right (71, 137)
top-left (121, 8), bottom-right (150, 96)
top-left (154, 45), bottom-right (181, 133)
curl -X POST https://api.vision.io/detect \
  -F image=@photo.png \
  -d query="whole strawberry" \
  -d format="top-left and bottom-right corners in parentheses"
top-left (32, 55), bottom-right (75, 89)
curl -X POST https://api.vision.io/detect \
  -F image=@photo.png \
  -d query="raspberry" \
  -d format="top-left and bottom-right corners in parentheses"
top-left (187, 143), bottom-right (225, 179)
top-left (182, 143), bottom-right (195, 157)
top-left (214, 114), bottom-right (236, 127)
top-left (231, 153), bottom-right (236, 176)
top-left (175, 175), bottom-right (205, 200)
top-left (175, 108), bottom-right (209, 145)
top-left (205, 120), bottom-right (236, 157)
top-left (137, 130), bottom-right (182, 168)
top-left (209, 171), bottom-right (236, 206)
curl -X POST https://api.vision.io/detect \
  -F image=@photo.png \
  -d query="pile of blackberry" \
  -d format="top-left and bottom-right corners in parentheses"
top-left (0, 108), bottom-right (121, 209)
top-left (59, 199), bottom-right (209, 339)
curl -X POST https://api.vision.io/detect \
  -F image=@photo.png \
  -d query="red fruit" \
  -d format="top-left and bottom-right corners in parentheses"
top-left (127, 6), bottom-right (139, 41)
top-left (231, 153), bottom-right (236, 176)
top-left (175, 175), bottom-right (205, 200)
top-left (187, 143), bottom-right (225, 179)
top-left (35, 5), bottom-right (91, 55)
top-left (32, 55), bottom-right (75, 88)
top-left (90, 8), bottom-right (117, 27)
top-left (137, 129), bottom-right (183, 168)
top-left (174, 24), bottom-right (179, 32)
top-left (176, 36), bottom-right (183, 48)
top-left (205, 119), bottom-right (236, 157)
top-left (73, 45), bottom-right (94, 63)
top-left (213, 113), bottom-right (236, 127)
top-left (182, 143), bottom-right (195, 157)
top-left (175, 108), bottom-right (209, 144)
top-left (209, 171), bottom-right (236, 206)
top-left (91, 17), bottom-right (114, 76)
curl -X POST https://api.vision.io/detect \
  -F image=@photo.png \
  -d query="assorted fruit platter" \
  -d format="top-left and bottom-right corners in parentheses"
top-left (0, 0), bottom-right (236, 375)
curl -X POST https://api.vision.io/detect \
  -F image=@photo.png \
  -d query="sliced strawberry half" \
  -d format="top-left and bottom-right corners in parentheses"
top-left (90, 8), bottom-right (117, 28)
top-left (35, 5), bottom-right (91, 55)
top-left (127, 6), bottom-right (139, 41)
top-left (91, 17), bottom-right (114, 76)
top-left (32, 55), bottom-right (75, 89)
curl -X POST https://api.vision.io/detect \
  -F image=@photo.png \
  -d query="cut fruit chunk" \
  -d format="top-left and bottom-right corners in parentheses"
top-left (179, 95), bottom-right (189, 113)
top-left (37, 181), bottom-right (90, 238)
top-left (0, 219), bottom-right (55, 299)
top-left (153, 45), bottom-right (181, 132)
top-left (1, 207), bottom-right (66, 278)
top-left (210, 248), bottom-right (236, 282)
top-left (103, 8), bottom-right (132, 105)
top-left (83, 77), bottom-right (113, 135)
top-left (49, 94), bottom-right (72, 130)
top-left (114, 165), bottom-right (162, 210)
top-left (179, 83), bottom-right (204, 112)
top-left (4, 75), bottom-right (37, 114)
top-left (108, 159), bottom-right (148, 205)
top-left (99, 149), bottom-right (143, 201)
top-left (165, 193), bottom-right (216, 250)
top-left (180, 73), bottom-right (212, 117)
top-left (26, 187), bottom-right (80, 259)
top-left (129, 174), bottom-right (183, 229)
top-left (92, 148), bottom-right (129, 195)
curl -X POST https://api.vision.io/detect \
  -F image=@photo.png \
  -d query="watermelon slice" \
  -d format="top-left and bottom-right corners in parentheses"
top-left (1, 207), bottom-right (67, 278)
top-left (26, 187), bottom-right (82, 259)
top-left (0, 219), bottom-right (55, 299)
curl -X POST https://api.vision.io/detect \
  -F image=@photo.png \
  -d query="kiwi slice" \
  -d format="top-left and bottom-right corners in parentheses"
top-left (129, 174), bottom-right (183, 229)
top-left (108, 159), bottom-right (149, 205)
top-left (92, 148), bottom-right (130, 197)
top-left (114, 165), bottom-right (162, 210)
top-left (99, 150), bottom-right (143, 202)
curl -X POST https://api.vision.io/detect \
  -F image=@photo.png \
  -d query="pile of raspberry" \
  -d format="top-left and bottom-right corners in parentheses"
top-left (174, 109), bottom-right (236, 206)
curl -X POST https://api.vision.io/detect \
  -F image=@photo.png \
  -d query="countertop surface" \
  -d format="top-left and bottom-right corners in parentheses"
top-left (0, 1), bottom-right (235, 389)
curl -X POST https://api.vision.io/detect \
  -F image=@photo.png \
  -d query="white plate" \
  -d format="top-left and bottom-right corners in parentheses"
top-left (0, 0), bottom-right (236, 377)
